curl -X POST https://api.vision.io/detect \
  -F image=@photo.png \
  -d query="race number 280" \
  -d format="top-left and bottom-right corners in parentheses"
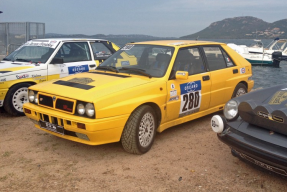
top-left (179, 80), bottom-right (202, 116)
top-left (182, 91), bottom-right (200, 112)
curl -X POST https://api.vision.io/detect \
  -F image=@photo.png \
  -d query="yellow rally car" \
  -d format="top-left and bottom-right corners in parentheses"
top-left (0, 38), bottom-right (119, 116)
top-left (23, 40), bottom-right (254, 154)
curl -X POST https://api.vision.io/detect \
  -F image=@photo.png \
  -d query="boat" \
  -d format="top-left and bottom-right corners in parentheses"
top-left (227, 38), bottom-right (287, 67)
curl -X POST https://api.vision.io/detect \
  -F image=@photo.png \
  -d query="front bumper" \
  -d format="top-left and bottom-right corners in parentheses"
top-left (24, 103), bottom-right (130, 145)
top-left (0, 88), bottom-right (8, 107)
top-left (214, 116), bottom-right (287, 176)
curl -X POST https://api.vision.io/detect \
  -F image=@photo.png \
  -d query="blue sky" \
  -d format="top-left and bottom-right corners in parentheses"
top-left (1, 0), bottom-right (286, 37)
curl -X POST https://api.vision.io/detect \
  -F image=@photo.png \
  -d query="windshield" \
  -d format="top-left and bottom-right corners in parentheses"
top-left (4, 45), bottom-right (55, 63)
top-left (98, 44), bottom-right (174, 77)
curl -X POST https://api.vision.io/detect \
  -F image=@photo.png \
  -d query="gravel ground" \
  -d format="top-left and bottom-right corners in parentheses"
top-left (0, 109), bottom-right (286, 192)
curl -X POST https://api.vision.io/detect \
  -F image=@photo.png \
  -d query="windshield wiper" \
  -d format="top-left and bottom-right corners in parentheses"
top-left (96, 66), bottom-right (119, 73)
top-left (2, 58), bottom-right (11, 61)
top-left (121, 67), bottom-right (152, 78)
top-left (15, 58), bottom-right (31, 62)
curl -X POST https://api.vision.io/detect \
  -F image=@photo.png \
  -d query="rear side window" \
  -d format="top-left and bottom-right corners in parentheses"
top-left (222, 50), bottom-right (235, 67)
top-left (90, 42), bottom-right (113, 59)
top-left (202, 46), bottom-right (234, 71)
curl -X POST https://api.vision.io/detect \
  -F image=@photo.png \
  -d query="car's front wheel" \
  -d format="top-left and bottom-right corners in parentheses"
top-left (4, 83), bottom-right (31, 116)
top-left (121, 105), bottom-right (157, 154)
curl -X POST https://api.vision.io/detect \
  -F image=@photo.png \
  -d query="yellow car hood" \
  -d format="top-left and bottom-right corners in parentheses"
top-left (32, 71), bottom-right (158, 102)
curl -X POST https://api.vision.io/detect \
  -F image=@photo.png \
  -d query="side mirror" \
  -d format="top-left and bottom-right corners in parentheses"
top-left (50, 58), bottom-right (64, 64)
top-left (175, 71), bottom-right (189, 80)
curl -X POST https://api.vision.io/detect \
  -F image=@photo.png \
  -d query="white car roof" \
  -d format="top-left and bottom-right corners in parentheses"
top-left (30, 38), bottom-right (109, 42)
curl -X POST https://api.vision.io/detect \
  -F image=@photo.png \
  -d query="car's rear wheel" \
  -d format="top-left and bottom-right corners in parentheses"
top-left (121, 105), bottom-right (157, 154)
top-left (4, 83), bottom-right (31, 116)
top-left (232, 83), bottom-right (247, 98)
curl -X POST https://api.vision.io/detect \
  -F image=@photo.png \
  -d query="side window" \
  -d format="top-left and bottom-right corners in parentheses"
top-left (203, 47), bottom-right (227, 71)
top-left (173, 47), bottom-right (205, 75)
top-left (222, 50), bottom-right (235, 67)
top-left (90, 42), bottom-right (112, 59)
top-left (55, 42), bottom-right (91, 63)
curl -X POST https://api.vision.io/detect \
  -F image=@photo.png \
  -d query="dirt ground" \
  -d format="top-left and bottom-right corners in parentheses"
top-left (0, 109), bottom-right (286, 192)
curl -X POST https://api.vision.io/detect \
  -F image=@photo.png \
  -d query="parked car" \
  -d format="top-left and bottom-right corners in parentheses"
top-left (0, 38), bottom-right (119, 115)
top-left (23, 40), bottom-right (254, 154)
top-left (211, 84), bottom-right (287, 176)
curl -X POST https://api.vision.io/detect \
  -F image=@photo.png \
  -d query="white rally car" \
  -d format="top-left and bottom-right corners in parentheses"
top-left (0, 38), bottom-right (119, 115)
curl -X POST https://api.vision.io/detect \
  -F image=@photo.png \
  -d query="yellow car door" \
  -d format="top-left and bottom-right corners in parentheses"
top-left (165, 47), bottom-right (211, 123)
top-left (201, 46), bottom-right (239, 108)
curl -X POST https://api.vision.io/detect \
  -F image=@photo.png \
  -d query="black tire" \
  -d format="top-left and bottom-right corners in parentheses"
top-left (232, 83), bottom-right (247, 98)
top-left (231, 149), bottom-right (238, 157)
top-left (121, 105), bottom-right (157, 154)
top-left (4, 83), bottom-right (31, 116)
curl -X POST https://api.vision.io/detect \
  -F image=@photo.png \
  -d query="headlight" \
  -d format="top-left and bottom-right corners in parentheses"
top-left (76, 101), bottom-right (95, 118)
top-left (85, 103), bottom-right (95, 117)
top-left (223, 100), bottom-right (239, 121)
top-left (77, 103), bottom-right (85, 115)
top-left (28, 90), bottom-right (35, 102)
top-left (34, 93), bottom-right (38, 104)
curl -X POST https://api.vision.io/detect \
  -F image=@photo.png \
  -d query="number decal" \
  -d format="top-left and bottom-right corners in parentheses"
top-left (179, 81), bottom-right (202, 117)
top-left (182, 94), bottom-right (188, 112)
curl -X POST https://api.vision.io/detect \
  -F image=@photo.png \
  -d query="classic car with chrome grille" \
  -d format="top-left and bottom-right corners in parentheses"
top-left (23, 40), bottom-right (254, 154)
top-left (211, 84), bottom-right (287, 176)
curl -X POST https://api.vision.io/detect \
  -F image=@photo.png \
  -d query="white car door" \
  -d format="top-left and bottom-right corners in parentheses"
top-left (47, 41), bottom-right (96, 80)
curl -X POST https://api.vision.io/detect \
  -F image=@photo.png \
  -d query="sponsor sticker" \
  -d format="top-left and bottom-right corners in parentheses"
top-left (24, 40), bottom-right (59, 49)
top-left (170, 90), bottom-right (177, 97)
top-left (168, 42), bottom-right (184, 45)
top-left (240, 67), bottom-right (246, 74)
top-left (68, 65), bottom-right (89, 75)
top-left (177, 72), bottom-right (186, 76)
top-left (179, 80), bottom-right (202, 117)
top-left (16, 74), bottom-right (29, 79)
top-left (0, 78), bottom-right (6, 82)
top-left (169, 96), bottom-right (179, 102)
top-left (121, 45), bottom-right (134, 50)
top-left (171, 84), bottom-right (175, 89)
top-left (121, 61), bottom-right (130, 66)
top-left (269, 91), bottom-right (287, 105)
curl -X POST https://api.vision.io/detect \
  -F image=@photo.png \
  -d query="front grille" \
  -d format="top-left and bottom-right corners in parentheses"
top-left (56, 98), bottom-right (74, 113)
top-left (38, 92), bottom-right (75, 114)
top-left (39, 94), bottom-right (53, 107)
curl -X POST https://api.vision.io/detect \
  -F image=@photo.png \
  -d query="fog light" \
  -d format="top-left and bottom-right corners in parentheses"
top-left (211, 115), bottom-right (224, 133)
top-left (75, 132), bottom-right (89, 141)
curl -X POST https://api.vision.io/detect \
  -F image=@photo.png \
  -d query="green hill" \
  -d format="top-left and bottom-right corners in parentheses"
top-left (181, 16), bottom-right (287, 39)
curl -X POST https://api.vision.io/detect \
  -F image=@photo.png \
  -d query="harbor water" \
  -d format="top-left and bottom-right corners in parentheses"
top-left (108, 38), bottom-right (287, 90)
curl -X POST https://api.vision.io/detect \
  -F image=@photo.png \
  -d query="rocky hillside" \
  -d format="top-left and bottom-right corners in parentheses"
top-left (181, 16), bottom-right (287, 39)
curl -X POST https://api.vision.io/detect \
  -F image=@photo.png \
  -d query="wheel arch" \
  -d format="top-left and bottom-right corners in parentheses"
top-left (238, 81), bottom-right (248, 91)
top-left (4, 81), bottom-right (36, 101)
top-left (127, 102), bottom-right (162, 129)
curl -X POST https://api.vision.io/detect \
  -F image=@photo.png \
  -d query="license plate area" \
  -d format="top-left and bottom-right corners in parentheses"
top-left (39, 120), bottom-right (64, 135)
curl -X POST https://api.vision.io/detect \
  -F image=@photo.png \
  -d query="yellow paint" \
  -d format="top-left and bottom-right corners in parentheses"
top-left (23, 40), bottom-right (254, 147)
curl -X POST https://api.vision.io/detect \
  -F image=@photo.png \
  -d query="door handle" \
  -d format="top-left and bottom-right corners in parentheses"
top-left (89, 64), bottom-right (96, 68)
top-left (202, 75), bottom-right (210, 81)
top-left (233, 69), bottom-right (238, 74)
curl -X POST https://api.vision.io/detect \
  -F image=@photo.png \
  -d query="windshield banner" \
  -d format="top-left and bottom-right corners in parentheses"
top-left (22, 40), bottom-right (60, 49)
